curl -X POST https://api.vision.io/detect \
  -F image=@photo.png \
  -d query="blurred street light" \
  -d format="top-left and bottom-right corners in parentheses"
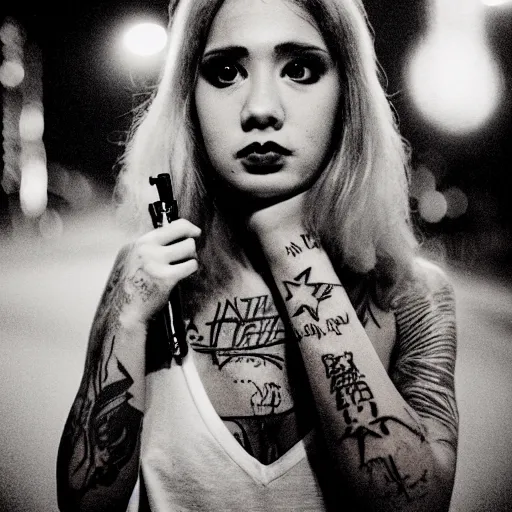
top-left (20, 156), bottom-right (47, 218)
top-left (122, 22), bottom-right (167, 57)
top-left (0, 19), bottom-right (25, 88)
top-left (419, 190), bottom-right (448, 223)
top-left (408, 0), bottom-right (503, 135)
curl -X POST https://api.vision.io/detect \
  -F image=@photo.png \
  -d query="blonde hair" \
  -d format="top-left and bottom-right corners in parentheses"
top-left (116, 0), bottom-right (418, 307)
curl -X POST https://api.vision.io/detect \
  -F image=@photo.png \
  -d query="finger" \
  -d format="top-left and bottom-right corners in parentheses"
top-left (162, 258), bottom-right (199, 287)
top-left (159, 237), bottom-right (197, 264)
top-left (143, 219), bottom-right (201, 246)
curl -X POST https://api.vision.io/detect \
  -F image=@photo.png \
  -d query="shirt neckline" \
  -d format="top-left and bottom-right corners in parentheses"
top-left (182, 350), bottom-right (312, 486)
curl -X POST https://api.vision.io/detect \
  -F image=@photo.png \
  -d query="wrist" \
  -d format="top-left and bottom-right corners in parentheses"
top-left (118, 307), bottom-right (149, 334)
top-left (247, 191), bottom-right (307, 240)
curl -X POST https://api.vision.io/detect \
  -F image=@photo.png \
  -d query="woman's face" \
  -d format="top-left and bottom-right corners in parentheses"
top-left (194, 0), bottom-right (340, 202)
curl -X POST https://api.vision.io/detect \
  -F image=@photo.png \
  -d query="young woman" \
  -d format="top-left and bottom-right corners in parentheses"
top-left (57, 0), bottom-right (458, 510)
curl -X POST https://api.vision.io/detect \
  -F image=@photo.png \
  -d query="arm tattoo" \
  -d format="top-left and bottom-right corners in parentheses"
top-left (285, 233), bottom-right (321, 257)
top-left (66, 342), bottom-right (143, 493)
top-left (293, 314), bottom-right (350, 341)
top-left (59, 249), bottom-right (143, 500)
top-left (390, 282), bottom-right (458, 449)
top-left (283, 267), bottom-right (343, 322)
top-left (281, 267), bottom-right (350, 340)
top-left (129, 268), bottom-right (157, 302)
top-left (322, 351), bottom-right (429, 506)
top-left (62, 336), bottom-right (143, 499)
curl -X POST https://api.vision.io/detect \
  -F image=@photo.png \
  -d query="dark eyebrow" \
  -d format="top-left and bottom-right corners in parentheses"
top-left (202, 42), bottom-right (328, 60)
top-left (274, 42), bottom-right (329, 58)
top-left (202, 46), bottom-right (248, 59)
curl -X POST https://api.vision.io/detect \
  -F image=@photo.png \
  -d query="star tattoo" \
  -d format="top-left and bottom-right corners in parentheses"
top-left (282, 267), bottom-right (342, 321)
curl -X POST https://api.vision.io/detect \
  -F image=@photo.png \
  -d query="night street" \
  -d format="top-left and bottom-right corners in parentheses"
top-left (0, 209), bottom-right (511, 511)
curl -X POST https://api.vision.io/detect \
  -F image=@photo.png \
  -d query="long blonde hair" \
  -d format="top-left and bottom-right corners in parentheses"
top-left (116, 0), bottom-right (418, 307)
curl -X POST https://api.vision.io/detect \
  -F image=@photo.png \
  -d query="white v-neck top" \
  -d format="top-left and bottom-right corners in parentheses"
top-left (134, 351), bottom-right (344, 511)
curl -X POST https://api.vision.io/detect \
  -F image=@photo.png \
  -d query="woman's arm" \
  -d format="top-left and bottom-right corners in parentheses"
top-left (56, 246), bottom-right (147, 512)
top-left (250, 202), bottom-right (458, 512)
top-left (56, 220), bottom-right (200, 512)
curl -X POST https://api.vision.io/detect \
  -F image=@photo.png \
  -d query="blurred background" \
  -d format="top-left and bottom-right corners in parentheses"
top-left (0, 0), bottom-right (511, 510)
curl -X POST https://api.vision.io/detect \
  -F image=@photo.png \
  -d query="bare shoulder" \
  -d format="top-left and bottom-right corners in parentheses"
top-left (391, 256), bottom-right (457, 362)
top-left (393, 257), bottom-right (455, 309)
top-left (390, 257), bottom-right (457, 352)
top-left (415, 257), bottom-right (454, 290)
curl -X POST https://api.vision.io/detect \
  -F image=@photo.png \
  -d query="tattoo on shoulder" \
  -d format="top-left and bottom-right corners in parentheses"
top-left (322, 351), bottom-right (430, 507)
top-left (352, 276), bottom-right (381, 329)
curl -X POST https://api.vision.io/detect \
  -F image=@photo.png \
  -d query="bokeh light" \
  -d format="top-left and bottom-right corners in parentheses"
top-left (0, 60), bottom-right (25, 88)
top-left (408, 31), bottom-right (502, 134)
top-left (19, 157), bottom-right (48, 218)
top-left (418, 190), bottom-right (448, 223)
top-left (410, 164), bottom-right (437, 199)
top-left (67, 171), bottom-right (93, 208)
top-left (123, 22), bottom-right (167, 57)
top-left (0, 18), bottom-right (23, 45)
top-left (444, 187), bottom-right (469, 219)
top-left (19, 103), bottom-right (45, 142)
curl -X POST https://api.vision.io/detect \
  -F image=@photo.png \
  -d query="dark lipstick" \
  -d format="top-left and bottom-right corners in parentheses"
top-left (236, 141), bottom-right (292, 159)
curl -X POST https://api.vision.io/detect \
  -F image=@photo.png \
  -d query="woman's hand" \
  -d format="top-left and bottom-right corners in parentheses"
top-left (118, 219), bottom-right (201, 325)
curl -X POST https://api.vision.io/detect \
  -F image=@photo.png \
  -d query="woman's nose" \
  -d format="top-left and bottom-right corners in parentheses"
top-left (240, 74), bottom-right (284, 132)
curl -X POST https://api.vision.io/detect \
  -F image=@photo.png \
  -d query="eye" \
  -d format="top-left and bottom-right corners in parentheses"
top-left (282, 57), bottom-right (326, 85)
top-left (200, 58), bottom-right (246, 88)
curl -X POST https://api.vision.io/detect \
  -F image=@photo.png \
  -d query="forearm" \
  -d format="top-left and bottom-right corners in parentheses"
top-left (57, 251), bottom-right (147, 511)
top-left (258, 228), bottom-right (451, 511)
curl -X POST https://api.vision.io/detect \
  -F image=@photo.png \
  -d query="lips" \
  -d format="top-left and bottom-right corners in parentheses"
top-left (236, 141), bottom-right (292, 159)
top-left (236, 141), bottom-right (292, 173)
top-left (244, 152), bottom-right (284, 165)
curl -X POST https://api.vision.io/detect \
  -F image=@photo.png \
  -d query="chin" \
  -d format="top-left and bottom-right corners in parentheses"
top-left (218, 172), bottom-right (304, 203)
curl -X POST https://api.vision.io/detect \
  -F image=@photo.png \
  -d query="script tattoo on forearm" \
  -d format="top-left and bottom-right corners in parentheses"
top-left (322, 351), bottom-right (429, 507)
top-left (285, 233), bottom-right (321, 257)
top-left (293, 314), bottom-right (350, 340)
